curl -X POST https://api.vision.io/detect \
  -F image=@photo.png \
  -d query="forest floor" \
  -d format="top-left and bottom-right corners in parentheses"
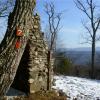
top-left (4, 90), bottom-right (66, 100)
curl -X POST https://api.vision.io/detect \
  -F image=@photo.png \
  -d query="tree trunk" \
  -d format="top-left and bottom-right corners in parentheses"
top-left (47, 50), bottom-right (52, 90)
top-left (0, 0), bottom-right (36, 95)
top-left (91, 35), bottom-right (96, 79)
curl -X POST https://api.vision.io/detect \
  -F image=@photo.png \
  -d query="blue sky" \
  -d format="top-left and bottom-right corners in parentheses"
top-left (0, 0), bottom-right (100, 48)
top-left (36, 0), bottom-right (100, 48)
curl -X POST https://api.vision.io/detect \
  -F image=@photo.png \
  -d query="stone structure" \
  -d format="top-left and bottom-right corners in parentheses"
top-left (11, 13), bottom-right (53, 94)
top-left (28, 13), bottom-right (49, 93)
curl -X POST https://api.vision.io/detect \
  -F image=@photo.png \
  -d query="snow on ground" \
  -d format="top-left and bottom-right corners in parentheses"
top-left (52, 75), bottom-right (100, 100)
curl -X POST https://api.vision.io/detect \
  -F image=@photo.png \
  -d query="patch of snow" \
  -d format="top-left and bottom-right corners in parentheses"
top-left (52, 75), bottom-right (100, 100)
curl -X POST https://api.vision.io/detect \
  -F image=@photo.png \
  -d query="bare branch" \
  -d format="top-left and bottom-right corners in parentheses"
top-left (86, 0), bottom-right (90, 5)
top-left (75, 0), bottom-right (91, 19)
top-left (80, 41), bottom-right (91, 44)
top-left (0, 15), bottom-right (8, 17)
top-left (44, 2), bottom-right (62, 51)
top-left (95, 19), bottom-right (100, 32)
top-left (80, 33), bottom-right (92, 44)
top-left (0, 0), bottom-right (14, 17)
top-left (96, 36), bottom-right (100, 41)
top-left (82, 21), bottom-right (93, 38)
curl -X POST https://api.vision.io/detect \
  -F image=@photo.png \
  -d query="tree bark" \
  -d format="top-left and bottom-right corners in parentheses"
top-left (0, 0), bottom-right (36, 95)
top-left (47, 50), bottom-right (52, 90)
top-left (91, 34), bottom-right (96, 79)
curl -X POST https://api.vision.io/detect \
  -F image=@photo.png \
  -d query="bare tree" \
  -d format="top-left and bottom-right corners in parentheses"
top-left (75, 0), bottom-right (100, 79)
top-left (44, 2), bottom-right (62, 90)
top-left (0, 0), bottom-right (14, 44)
top-left (0, 0), bottom-right (14, 17)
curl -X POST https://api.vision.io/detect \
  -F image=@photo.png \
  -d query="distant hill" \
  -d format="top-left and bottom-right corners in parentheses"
top-left (66, 51), bottom-right (91, 65)
top-left (67, 47), bottom-right (100, 52)
top-left (57, 47), bottom-right (100, 66)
